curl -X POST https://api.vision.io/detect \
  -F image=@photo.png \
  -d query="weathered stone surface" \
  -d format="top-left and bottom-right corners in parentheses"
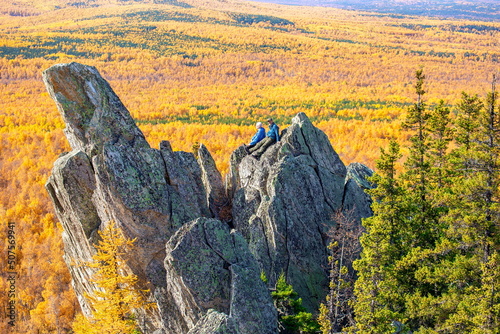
top-left (44, 62), bottom-right (212, 332)
top-left (198, 144), bottom-right (230, 222)
top-left (343, 162), bottom-right (374, 222)
top-left (161, 140), bottom-right (211, 220)
top-left (230, 112), bottom-right (348, 311)
top-left (46, 150), bottom-right (99, 239)
top-left (45, 62), bottom-right (374, 333)
top-left (45, 150), bottom-right (99, 316)
top-left (165, 218), bottom-right (277, 334)
top-left (187, 310), bottom-right (229, 334)
top-left (43, 62), bottom-right (149, 156)
top-left (226, 145), bottom-right (247, 200)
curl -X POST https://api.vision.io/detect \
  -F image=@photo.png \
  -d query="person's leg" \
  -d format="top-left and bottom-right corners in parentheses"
top-left (248, 137), bottom-right (269, 153)
top-left (252, 138), bottom-right (275, 158)
top-left (247, 144), bottom-right (256, 150)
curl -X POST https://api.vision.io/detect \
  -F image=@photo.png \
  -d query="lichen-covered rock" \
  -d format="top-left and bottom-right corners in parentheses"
top-left (44, 62), bottom-right (373, 334)
top-left (230, 112), bottom-right (349, 311)
top-left (165, 218), bottom-right (277, 334)
top-left (198, 144), bottom-right (231, 222)
top-left (43, 62), bottom-right (149, 156)
top-left (226, 145), bottom-right (248, 200)
top-left (160, 140), bottom-right (211, 219)
top-left (45, 150), bottom-right (99, 316)
top-left (43, 62), bottom-right (212, 332)
top-left (343, 162), bottom-right (374, 222)
top-left (187, 310), bottom-right (230, 334)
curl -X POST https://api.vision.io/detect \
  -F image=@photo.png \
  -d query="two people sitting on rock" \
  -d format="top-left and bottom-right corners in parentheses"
top-left (246, 118), bottom-right (280, 158)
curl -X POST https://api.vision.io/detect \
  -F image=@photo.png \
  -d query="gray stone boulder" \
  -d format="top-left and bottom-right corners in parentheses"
top-left (187, 310), bottom-right (230, 334)
top-left (43, 62), bottom-right (213, 332)
top-left (164, 218), bottom-right (277, 334)
top-left (343, 162), bottom-right (374, 222)
top-left (229, 112), bottom-right (349, 311)
top-left (160, 140), bottom-right (212, 220)
top-left (198, 144), bottom-right (231, 223)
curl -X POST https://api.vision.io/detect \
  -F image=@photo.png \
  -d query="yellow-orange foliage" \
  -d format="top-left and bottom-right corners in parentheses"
top-left (72, 221), bottom-right (148, 334)
top-left (0, 0), bottom-right (498, 332)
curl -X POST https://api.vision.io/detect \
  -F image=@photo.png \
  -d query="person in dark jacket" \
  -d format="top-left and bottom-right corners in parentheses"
top-left (246, 122), bottom-right (266, 150)
top-left (248, 118), bottom-right (280, 158)
top-left (266, 118), bottom-right (280, 142)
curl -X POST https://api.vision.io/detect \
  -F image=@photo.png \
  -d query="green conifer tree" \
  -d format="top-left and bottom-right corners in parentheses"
top-left (354, 71), bottom-right (454, 333)
top-left (353, 140), bottom-right (407, 334)
top-left (427, 100), bottom-right (454, 193)
top-left (353, 73), bottom-right (500, 334)
top-left (455, 92), bottom-right (483, 151)
top-left (401, 69), bottom-right (440, 248)
top-left (272, 273), bottom-right (320, 334)
top-left (432, 77), bottom-right (500, 333)
top-left (402, 77), bottom-right (499, 333)
top-left (398, 97), bottom-right (456, 332)
top-left (401, 86), bottom-right (494, 333)
top-left (464, 76), bottom-right (500, 333)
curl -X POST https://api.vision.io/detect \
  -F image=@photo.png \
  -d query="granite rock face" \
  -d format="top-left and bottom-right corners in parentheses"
top-left (164, 218), bottom-right (277, 333)
top-left (229, 112), bottom-right (372, 310)
top-left (44, 62), bottom-right (373, 333)
top-left (45, 150), bottom-right (100, 316)
top-left (44, 63), bottom-right (216, 332)
top-left (186, 310), bottom-right (230, 334)
top-left (343, 162), bottom-right (375, 222)
top-left (198, 144), bottom-right (231, 223)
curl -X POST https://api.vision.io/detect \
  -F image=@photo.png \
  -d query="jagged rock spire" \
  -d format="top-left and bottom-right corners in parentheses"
top-left (43, 62), bottom-right (277, 334)
top-left (229, 112), bottom-right (372, 310)
top-left (44, 62), bottom-right (373, 333)
top-left (43, 62), bottom-right (148, 156)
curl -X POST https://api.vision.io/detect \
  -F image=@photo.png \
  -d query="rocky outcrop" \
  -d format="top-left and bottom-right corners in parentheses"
top-left (163, 218), bottom-right (277, 333)
top-left (343, 162), bottom-right (374, 222)
top-left (44, 62), bottom-right (373, 333)
top-left (198, 144), bottom-right (231, 223)
top-left (229, 113), bottom-right (358, 310)
top-left (43, 63), bottom-right (229, 332)
top-left (160, 140), bottom-right (211, 220)
top-left (45, 150), bottom-right (99, 316)
top-left (186, 310), bottom-right (230, 334)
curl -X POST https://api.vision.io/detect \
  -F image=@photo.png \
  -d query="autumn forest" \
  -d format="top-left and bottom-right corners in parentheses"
top-left (0, 0), bottom-right (499, 332)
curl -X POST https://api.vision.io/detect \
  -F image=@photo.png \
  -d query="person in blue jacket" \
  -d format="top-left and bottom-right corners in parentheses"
top-left (248, 118), bottom-right (280, 158)
top-left (266, 118), bottom-right (280, 142)
top-left (246, 122), bottom-right (266, 150)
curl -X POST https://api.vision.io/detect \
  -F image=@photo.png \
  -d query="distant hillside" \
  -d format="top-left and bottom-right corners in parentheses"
top-left (251, 0), bottom-right (500, 21)
top-left (6, 0), bottom-right (498, 21)
top-left (0, 0), bottom-right (191, 16)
